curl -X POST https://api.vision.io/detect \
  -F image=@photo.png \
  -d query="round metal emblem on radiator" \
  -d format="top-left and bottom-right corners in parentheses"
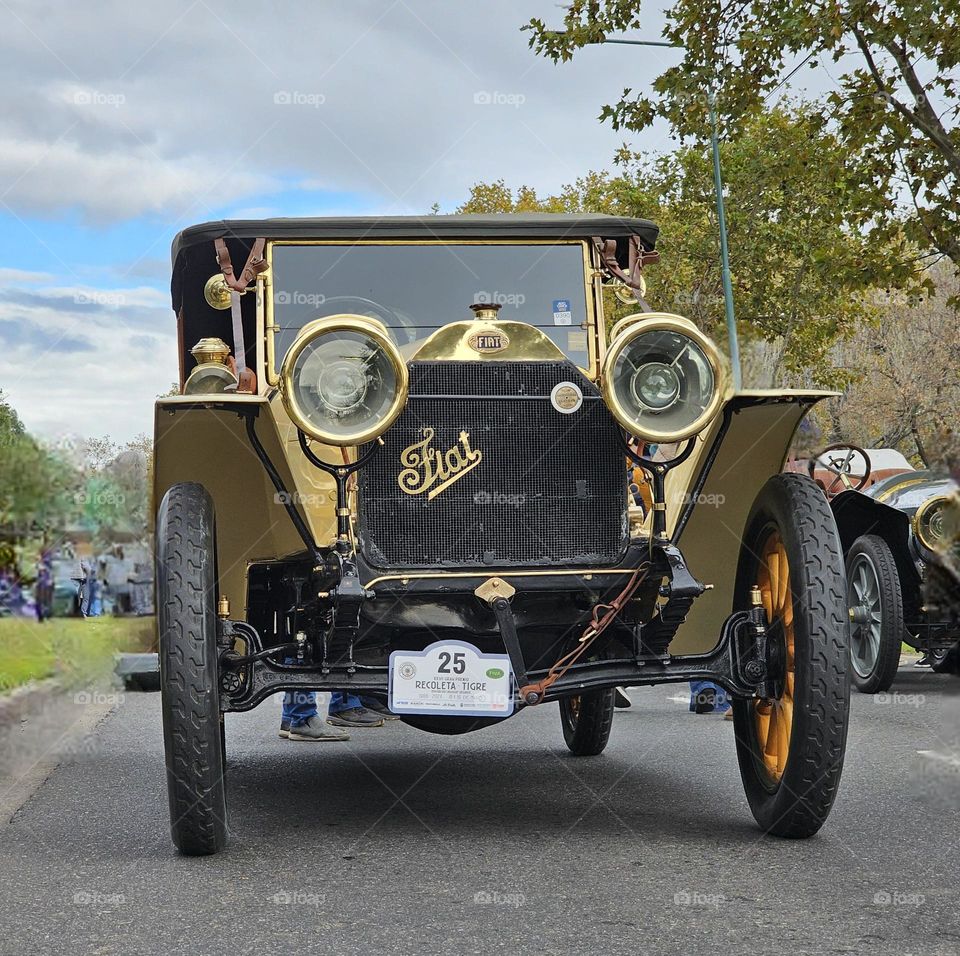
top-left (550, 381), bottom-right (583, 414)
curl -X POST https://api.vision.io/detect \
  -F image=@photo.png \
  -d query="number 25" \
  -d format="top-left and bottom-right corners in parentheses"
top-left (438, 651), bottom-right (466, 674)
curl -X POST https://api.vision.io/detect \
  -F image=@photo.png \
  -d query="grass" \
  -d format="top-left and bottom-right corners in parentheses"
top-left (0, 616), bottom-right (156, 693)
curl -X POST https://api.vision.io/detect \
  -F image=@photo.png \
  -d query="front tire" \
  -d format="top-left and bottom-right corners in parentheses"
top-left (157, 482), bottom-right (228, 856)
top-left (732, 474), bottom-right (850, 838)
top-left (846, 535), bottom-right (903, 694)
top-left (559, 689), bottom-right (615, 756)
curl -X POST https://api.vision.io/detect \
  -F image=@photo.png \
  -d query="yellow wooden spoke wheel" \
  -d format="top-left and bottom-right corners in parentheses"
top-left (753, 531), bottom-right (795, 782)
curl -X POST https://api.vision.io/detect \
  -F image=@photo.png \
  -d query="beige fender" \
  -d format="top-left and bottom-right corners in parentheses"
top-left (153, 393), bottom-right (339, 618)
top-left (664, 390), bottom-right (836, 654)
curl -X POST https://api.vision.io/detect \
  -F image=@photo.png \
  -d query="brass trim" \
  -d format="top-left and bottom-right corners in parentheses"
top-left (265, 238), bottom-right (599, 381)
top-left (875, 475), bottom-right (929, 502)
top-left (278, 313), bottom-right (410, 446)
top-left (366, 567), bottom-right (639, 589)
top-left (474, 577), bottom-right (516, 603)
top-left (600, 312), bottom-right (729, 443)
top-left (912, 494), bottom-right (950, 551)
top-left (203, 273), bottom-right (232, 310)
top-left (410, 320), bottom-right (567, 363)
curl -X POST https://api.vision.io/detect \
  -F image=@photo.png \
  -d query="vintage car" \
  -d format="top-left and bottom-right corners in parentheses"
top-left (796, 444), bottom-right (960, 692)
top-left (155, 214), bottom-right (851, 855)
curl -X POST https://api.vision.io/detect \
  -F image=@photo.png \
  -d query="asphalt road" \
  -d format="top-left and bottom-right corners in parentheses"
top-left (1, 665), bottom-right (958, 956)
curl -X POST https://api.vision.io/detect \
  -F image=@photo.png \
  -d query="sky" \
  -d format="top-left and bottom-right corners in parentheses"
top-left (0, 0), bottom-right (696, 443)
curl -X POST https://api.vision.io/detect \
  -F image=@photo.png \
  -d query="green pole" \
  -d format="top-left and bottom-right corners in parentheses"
top-left (586, 37), bottom-right (743, 389)
top-left (708, 87), bottom-right (741, 390)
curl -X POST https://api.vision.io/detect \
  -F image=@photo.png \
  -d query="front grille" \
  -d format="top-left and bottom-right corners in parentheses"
top-left (357, 361), bottom-right (629, 569)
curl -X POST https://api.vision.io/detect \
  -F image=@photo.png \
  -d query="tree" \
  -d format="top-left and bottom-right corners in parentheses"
top-left (817, 260), bottom-right (960, 468)
top-left (526, 1), bottom-right (960, 272)
top-left (455, 105), bottom-right (919, 384)
top-left (0, 393), bottom-right (73, 535)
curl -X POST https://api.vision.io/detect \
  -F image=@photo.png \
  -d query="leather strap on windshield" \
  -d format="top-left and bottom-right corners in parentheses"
top-left (592, 235), bottom-right (660, 311)
top-left (214, 237), bottom-right (267, 291)
top-left (214, 237), bottom-right (265, 393)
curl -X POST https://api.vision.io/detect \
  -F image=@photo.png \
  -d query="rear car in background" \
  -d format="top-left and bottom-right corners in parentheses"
top-left (795, 445), bottom-right (960, 691)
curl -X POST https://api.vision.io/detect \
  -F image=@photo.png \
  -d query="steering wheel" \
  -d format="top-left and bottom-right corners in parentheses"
top-left (316, 296), bottom-right (416, 345)
top-left (808, 443), bottom-right (873, 495)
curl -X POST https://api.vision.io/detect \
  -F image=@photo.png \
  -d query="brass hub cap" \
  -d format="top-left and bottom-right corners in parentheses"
top-left (753, 531), bottom-right (795, 782)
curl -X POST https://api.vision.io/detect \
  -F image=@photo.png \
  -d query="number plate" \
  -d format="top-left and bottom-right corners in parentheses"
top-left (388, 641), bottom-right (514, 717)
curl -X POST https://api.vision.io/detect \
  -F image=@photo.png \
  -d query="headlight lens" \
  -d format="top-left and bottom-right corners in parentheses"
top-left (913, 496), bottom-right (951, 552)
top-left (602, 313), bottom-right (725, 442)
top-left (280, 315), bottom-right (408, 445)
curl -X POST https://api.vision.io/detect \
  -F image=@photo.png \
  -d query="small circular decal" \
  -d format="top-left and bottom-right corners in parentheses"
top-left (399, 662), bottom-right (417, 680)
top-left (550, 382), bottom-right (583, 414)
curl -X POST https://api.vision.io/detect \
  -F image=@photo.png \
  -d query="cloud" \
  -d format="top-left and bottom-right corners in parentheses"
top-left (0, 276), bottom-right (175, 441)
top-left (0, 0), bottom-right (676, 224)
top-left (0, 135), bottom-right (275, 222)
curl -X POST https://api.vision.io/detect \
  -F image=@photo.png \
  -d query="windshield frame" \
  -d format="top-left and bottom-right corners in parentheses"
top-left (263, 238), bottom-right (602, 384)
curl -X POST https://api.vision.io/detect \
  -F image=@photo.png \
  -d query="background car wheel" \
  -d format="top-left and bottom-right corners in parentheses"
top-left (157, 482), bottom-right (228, 856)
top-left (846, 534), bottom-right (903, 694)
top-left (732, 474), bottom-right (850, 839)
top-left (559, 689), bottom-right (615, 755)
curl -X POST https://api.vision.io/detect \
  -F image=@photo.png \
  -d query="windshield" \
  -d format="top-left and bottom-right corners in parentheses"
top-left (269, 242), bottom-right (591, 367)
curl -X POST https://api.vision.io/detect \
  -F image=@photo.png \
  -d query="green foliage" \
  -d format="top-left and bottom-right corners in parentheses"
top-left (0, 392), bottom-right (150, 547)
top-left (525, 0), bottom-right (960, 269)
top-left (0, 392), bottom-right (72, 535)
top-left (455, 106), bottom-right (920, 384)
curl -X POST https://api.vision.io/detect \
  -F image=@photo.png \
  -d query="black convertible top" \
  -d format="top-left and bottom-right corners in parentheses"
top-left (170, 213), bottom-right (659, 265)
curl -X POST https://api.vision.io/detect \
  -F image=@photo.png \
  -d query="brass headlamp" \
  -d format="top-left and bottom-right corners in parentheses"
top-left (601, 313), bottom-right (726, 443)
top-left (279, 314), bottom-right (409, 446)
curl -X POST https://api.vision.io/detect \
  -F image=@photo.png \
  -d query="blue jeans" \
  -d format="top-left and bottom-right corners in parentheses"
top-left (281, 691), bottom-right (363, 727)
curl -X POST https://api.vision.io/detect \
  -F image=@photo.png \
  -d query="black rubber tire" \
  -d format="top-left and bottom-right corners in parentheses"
top-left (157, 482), bottom-right (228, 856)
top-left (846, 535), bottom-right (903, 694)
top-left (559, 689), bottom-right (615, 756)
top-left (732, 474), bottom-right (850, 839)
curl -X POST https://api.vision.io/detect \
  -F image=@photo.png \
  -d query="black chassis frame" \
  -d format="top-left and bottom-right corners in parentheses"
top-left (217, 543), bottom-right (776, 713)
top-left (213, 406), bottom-right (781, 715)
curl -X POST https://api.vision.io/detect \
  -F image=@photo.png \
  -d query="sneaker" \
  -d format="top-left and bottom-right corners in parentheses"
top-left (287, 715), bottom-right (350, 741)
top-left (614, 687), bottom-right (632, 709)
top-left (915, 655), bottom-right (932, 668)
top-left (279, 720), bottom-right (291, 739)
top-left (693, 689), bottom-right (716, 714)
top-left (327, 706), bottom-right (384, 728)
top-left (359, 697), bottom-right (400, 719)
